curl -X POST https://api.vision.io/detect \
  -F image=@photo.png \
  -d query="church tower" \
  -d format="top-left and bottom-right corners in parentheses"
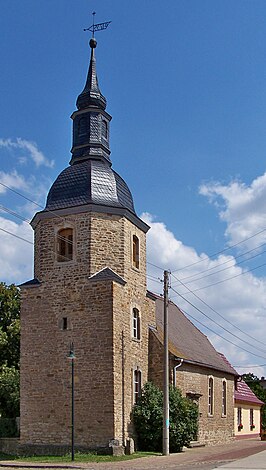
top-left (20, 37), bottom-right (156, 453)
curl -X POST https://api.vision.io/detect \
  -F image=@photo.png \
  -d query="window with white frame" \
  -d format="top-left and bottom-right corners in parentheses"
top-left (237, 407), bottom-right (242, 428)
top-left (133, 368), bottom-right (141, 404)
top-left (250, 408), bottom-right (254, 429)
top-left (208, 376), bottom-right (214, 416)
top-left (132, 308), bottom-right (140, 340)
top-left (222, 379), bottom-right (227, 416)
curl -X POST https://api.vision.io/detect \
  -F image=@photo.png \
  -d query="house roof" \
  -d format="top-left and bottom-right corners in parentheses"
top-left (88, 267), bottom-right (126, 286)
top-left (235, 380), bottom-right (264, 405)
top-left (155, 297), bottom-right (238, 376)
top-left (19, 278), bottom-right (41, 288)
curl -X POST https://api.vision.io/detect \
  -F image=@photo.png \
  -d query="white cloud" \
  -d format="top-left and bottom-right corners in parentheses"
top-left (0, 138), bottom-right (54, 168)
top-left (0, 217), bottom-right (33, 284)
top-left (142, 212), bottom-right (266, 377)
top-left (0, 170), bottom-right (29, 194)
top-left (199, 172), bottom-right (266, 251)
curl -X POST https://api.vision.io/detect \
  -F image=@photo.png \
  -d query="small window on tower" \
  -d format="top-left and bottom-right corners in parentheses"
top-left (78, 117), bottom-right (87, 136)
top-left (133, 368), bottom-right (141, 404)
top-left (62, 317), bottom-right (68, 330)
top-left (132, 235), bottom-right (139, 269)
top-left (102, 120), bottom-right (108, 139)
top-left (132, 308), bottom-right (141, 340)
top-left (57, 228), bottom-right (73, 262)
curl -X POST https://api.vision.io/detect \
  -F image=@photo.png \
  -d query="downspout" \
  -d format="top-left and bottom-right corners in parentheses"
top-left (173, 359), bottom-right (183, 387)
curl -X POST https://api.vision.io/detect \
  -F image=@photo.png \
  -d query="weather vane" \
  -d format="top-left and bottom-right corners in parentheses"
top-left (84, 11), bottom-right (111, 37)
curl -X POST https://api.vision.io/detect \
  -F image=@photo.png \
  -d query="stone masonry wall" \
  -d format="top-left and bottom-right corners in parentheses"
top-left (148, 331), bottom-right (235, 445)
top-left (111, 217), bottom-right (156, 445)
top-left (21, 210), bottom-right (155, 451)
top-left (20, 279), bottom-right (115, 448)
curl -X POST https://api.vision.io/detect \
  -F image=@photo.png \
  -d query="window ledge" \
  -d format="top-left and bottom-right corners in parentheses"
top-left (131, 266), bottom-right (140, 273)
top-left (132, 338), bottom-right (141, 343)
top-left (55, 260), bottom-right (75, 266)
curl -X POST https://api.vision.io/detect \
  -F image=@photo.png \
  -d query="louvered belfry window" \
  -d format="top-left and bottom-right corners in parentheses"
top-left (57, 228), bottom-right (73, 262)
top-left (132, 235), bottom-right (139, 269)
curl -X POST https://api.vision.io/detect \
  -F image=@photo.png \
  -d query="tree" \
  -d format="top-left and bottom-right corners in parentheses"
top-left (0, 283), bottom-right (20, 418)
top-left (133, 382), bottom-right (198, 452)
top-left (242, 373), bottom-right (266, 430)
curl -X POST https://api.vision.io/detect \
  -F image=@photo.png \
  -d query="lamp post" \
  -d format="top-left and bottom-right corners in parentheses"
top-left (67, 342), bottom-right (75, 461)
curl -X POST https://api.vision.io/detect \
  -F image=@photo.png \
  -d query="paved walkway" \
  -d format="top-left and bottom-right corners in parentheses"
top-left (219, 448), bottom-right (266, 469)
top-left (0, 439), bottom-right (266, 470)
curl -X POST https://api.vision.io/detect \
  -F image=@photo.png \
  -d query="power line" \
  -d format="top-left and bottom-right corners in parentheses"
top-left (0, 203), bottom-right (76, 248)
top-left (0, 227), bottom-right (33, 245)
top-left (178, 303), bottom-right (266, 361)
top-left (147, 274), bottom-right (163, 286)
top-left (189, 260), bottom-right (266, 293)
top-left (0, 180), bottom-right (74, 224)
top-left (171, 272), bottom-right (266, 348)
top-left (170, 284), bottom-right (266, 357)
top-left (233, 364), bottom-right (266, 369)
top-left (0, 226), bottom-right (74, 263)
top-left (173, 248), bottom-right (266, 286)
top-left (0, 205), bottom-right (31, 223)
top-left (147, 260), bottom-right (164, 271)
top-left (171, 226), bottom-right (266, 274)
top-left (173, 242), bottom-right (266, 284)
top-left (0, 181), bottom-right (45, 210)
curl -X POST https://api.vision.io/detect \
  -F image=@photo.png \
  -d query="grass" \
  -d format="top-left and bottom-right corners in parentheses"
top-left (0, 451), bottom-right (160, 463)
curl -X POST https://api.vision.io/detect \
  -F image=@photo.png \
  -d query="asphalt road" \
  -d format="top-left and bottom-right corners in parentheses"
top-left (0, 439), bottom-right (266, 470)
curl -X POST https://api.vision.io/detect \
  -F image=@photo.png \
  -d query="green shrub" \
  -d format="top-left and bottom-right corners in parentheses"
top-left (0, 418), bottom-right (19, 438)
top-left (133, 382), bottom-right (198, 453)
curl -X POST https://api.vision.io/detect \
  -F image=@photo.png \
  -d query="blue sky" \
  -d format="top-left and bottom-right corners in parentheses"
top-left (1, 0), bottom-right (266, 377)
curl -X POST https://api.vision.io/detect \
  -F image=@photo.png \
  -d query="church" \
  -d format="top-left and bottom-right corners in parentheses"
top-left (19, 36), bottom-right (238, 455)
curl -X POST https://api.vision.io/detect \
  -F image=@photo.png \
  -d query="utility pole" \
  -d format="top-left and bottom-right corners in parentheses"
top-left (68, 343), bottom-right (75, 461)
top-left (163, 270), bottom-right (170, 456)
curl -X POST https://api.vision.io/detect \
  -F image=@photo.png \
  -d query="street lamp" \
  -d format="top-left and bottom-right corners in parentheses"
top-left (67, 342), bottom-right (75, 461)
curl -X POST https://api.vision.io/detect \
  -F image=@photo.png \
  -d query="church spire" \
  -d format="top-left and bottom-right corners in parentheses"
top-left (70, 37), bottom-right (112, 166)
top-left (76, 38), bottom-right (107, 111)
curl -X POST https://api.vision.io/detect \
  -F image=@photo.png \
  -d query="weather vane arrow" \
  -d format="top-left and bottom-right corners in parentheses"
top-left (84, 12), bottom-right (111, 37)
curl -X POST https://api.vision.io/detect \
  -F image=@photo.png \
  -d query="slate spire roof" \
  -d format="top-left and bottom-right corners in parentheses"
top-left (38, 35), bottom-right (148, 232)
top-left (76, 38), bottom-right (107, 111)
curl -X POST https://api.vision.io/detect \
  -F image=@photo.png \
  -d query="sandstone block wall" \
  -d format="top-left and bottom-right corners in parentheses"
top-left (148, 331), bottom-right (235, 445)
top-left (21, 210), bottom-right (155, 451)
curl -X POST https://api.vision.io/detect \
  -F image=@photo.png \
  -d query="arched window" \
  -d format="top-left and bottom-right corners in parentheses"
top-left (133, 368), bottom-right (141, 404)
top-left (222, 379), bottom-right (227, 416)
top-left (57, 228), bottom-right (73, 262)
top-left (132, 308), bottom-right (140, 340)
top-left (132, 235), bottom-right (139, 269)
top-left (208, 376), bottom-right (214, 416)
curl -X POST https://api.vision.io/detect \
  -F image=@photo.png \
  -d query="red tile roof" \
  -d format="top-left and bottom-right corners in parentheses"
top-left (235, 380), bottom-right (264, 405)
